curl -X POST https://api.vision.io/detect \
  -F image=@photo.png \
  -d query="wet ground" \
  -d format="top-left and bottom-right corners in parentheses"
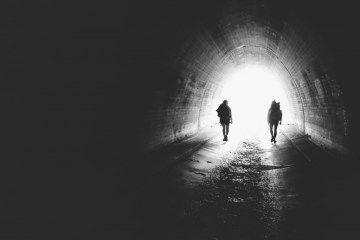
top-left (1, 124), bottom-right (359, 239)
top-left (127, 124), bottom-right (360, 240)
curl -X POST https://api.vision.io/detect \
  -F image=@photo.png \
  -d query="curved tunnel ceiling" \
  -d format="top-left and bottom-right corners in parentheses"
top-left (50, 0), bottom-right (358, 167)
top-left (137, 6), bottom-right (348, 157)
top-left (2, 0), bottom-right (359, 166)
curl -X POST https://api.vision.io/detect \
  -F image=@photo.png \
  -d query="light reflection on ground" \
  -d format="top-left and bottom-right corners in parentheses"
top-left (130, 124), bottom-right (359, 240)
top-left (140, 123), bottom-right (297, 240)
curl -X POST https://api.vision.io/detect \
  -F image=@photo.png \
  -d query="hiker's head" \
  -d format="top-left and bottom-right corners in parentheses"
top-left (223, 100), bottom-right (228, 105)
top-left (271, 100), bottom-right (276, 107)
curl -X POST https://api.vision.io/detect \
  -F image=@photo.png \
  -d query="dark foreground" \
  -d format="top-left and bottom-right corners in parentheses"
top-left (1, 125), bottom-right (359, 240)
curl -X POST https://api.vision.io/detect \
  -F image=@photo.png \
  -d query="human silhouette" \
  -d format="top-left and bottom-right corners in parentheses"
top-left (267, 100), bottom-right (282, 143)
top-left (216, 100), bottom-right (233, 141)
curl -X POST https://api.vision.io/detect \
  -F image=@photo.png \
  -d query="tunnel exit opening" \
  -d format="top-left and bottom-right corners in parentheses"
top-left (216, 63), bottom-right (294, 138)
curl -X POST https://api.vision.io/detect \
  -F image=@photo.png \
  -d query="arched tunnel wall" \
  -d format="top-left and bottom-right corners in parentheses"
top-left (1, 0), bottom-right (359, 167)
top-left (127, 1), bottom-right (350, 158)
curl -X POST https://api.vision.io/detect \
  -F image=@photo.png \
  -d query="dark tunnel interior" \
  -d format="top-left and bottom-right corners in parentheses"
top-left (115, 0), bottom-right (360, 162)
top-left (2, 0), bottom-right (359, 166)
top-left (1, 0), bottom-right (360, 239)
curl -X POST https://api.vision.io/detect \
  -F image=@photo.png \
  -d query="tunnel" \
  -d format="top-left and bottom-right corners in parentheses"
top-left (2, 0), bottom-right (360, 239)
top-left (116, 0), bottom-right (358, 161)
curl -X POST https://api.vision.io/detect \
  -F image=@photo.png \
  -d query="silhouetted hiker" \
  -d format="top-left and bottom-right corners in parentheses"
top-left (267, 100), bottom-right (282, 143)
top-left (216, 100), bottom-right (233, 141)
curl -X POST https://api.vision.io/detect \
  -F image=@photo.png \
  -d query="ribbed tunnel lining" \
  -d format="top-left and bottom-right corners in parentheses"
top-left (143, 13), bottom-right (347, 157)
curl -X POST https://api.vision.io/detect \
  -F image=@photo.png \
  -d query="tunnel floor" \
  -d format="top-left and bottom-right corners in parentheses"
top-left (2, 125), bottom-right (360, 239)
top-left (126, 124), bottom-right (360, 240)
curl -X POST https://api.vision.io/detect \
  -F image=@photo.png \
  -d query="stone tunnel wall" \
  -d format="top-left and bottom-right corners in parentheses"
top-left (2, 0), bottom-right (357, 166)
top-left (140, 10), bottom-right (349, 157)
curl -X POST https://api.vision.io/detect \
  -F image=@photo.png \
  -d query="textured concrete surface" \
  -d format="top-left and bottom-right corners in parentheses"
top-left (126, 124), bottom-right (360, 240)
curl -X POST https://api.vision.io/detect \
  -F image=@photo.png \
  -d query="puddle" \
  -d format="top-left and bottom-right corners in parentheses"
top-left (238, 164), bottom-right (290, 171)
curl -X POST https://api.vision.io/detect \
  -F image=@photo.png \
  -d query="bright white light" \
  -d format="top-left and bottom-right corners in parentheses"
top-left (217, 64), bottom-right (292, 137)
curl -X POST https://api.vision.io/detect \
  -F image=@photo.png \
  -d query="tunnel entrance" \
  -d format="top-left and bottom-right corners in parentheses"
top-left (210, 62), bottom-right (295, 141)
top-left (135, 2), bottom-right (350, 157)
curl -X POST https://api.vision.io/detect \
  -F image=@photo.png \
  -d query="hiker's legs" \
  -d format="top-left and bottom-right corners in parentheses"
top-left (273, 122), bottom-right (279, 141)
top-left (221, 124), bottom-right (226, 137)
top-left (224, 124), bottom-right (229, 141)
top-left (269, 123), bottom-right (274, 140)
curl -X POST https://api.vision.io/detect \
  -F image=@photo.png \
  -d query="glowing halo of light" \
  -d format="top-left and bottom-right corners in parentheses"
top-left (216, 63), bottom-right (293, 137)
